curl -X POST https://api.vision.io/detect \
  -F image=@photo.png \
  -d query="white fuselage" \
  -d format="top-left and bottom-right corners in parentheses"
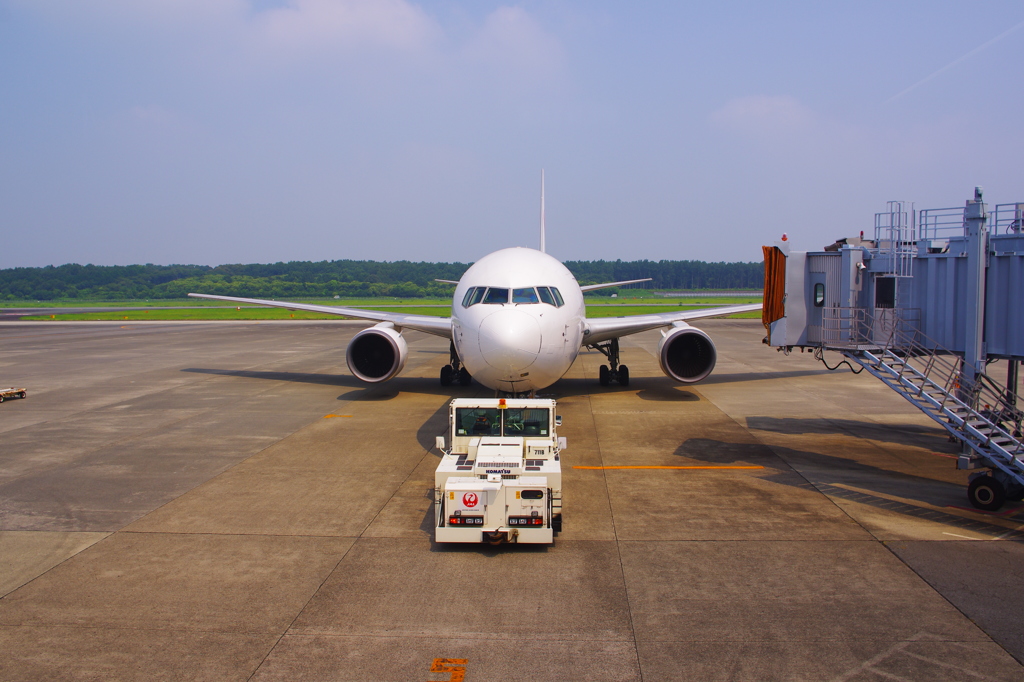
top-left (451, 248), bottom-right (586, 393)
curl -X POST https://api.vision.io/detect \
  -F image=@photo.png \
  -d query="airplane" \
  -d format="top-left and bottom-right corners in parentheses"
top-left (189, 180), bottom-right (761, 393)
top-left (189, 248), bottom-right (760, 394)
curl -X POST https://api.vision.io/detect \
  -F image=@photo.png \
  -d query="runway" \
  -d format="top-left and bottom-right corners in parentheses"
top-left (1, 320), bottom-right (1022, 680)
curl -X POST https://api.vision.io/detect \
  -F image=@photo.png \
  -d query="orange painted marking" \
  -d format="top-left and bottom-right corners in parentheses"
top-left (429, 658), bottom-right (467, 682)
top-left (946, 504), bottom-right (1022, 518)
top-left (573, 465), bottom-right (764, 470)
top-left (324, 414), bottom-right (354, 419)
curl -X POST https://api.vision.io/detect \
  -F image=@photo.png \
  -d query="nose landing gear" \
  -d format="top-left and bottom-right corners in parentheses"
top-left (590, 338), bottom-right (629, 386)
top-left (440, 342), bottom-right (472, 387)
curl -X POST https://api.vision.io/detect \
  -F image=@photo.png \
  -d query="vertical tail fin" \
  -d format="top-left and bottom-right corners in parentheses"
top-left (540, 169), bottom-right (546, 253)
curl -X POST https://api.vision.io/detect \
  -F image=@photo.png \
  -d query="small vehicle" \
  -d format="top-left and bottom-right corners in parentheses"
top-left (434, 398), bottom-right (564, 544)
top-left (0, 388), bottom-right (28, 403)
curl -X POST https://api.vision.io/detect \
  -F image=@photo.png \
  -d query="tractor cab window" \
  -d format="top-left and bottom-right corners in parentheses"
top-left (456, 408), bottom-right (503, 436)
top-left (502, 408), bottom-right (550, 436)
top-left (455, 407), bottom-right (551, 437)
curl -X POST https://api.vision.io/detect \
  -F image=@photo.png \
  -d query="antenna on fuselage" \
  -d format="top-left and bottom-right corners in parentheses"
top-left (540, 169), bottom-right (546, 253)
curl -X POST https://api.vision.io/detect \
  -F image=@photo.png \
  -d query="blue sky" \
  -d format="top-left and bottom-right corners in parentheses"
top-left (2, 1), bottom-right (1022, 268)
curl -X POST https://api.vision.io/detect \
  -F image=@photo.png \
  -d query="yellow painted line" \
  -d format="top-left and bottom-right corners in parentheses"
top-left (324, 414), bottom-right (354, 418)
top-left (573, 465), bottom-right (764, 470)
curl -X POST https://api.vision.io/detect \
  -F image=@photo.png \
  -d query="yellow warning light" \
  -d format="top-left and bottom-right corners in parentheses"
top-left (515, 491), bottom-right (521, 499)
top-left (449, 492), bottom-right (455, 500)
top-left (498, 398), bottom-right (507, 409)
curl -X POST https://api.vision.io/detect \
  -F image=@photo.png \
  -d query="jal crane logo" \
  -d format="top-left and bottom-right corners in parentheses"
top-left (462, 492), bottom-right (479, 508)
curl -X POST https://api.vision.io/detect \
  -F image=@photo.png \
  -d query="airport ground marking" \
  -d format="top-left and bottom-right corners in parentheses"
top-left (323, 414), bottom-right (354, 418)
top-left (573, 465), bottom-right (764, 470)
top-left (428, 658), bottom-right (467, 682)
top-left (945, 504), bottom-right (1022, 518)
top-left (942, 532), bottom-right (986, 540)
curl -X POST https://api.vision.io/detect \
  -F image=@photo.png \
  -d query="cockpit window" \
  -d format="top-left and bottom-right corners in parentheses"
top-left (513, 287), bottom-right (539, 304)
top-left (483, 287), bottom-right (509, 304)
top-left (462, 286), bottom-right (486, 307)
top-left (467, 286), bottom-right (560, 307)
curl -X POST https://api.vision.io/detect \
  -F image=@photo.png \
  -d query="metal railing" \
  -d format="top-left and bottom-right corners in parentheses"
top-left (874, 201), bottom-right (916, 277)
top-left (991, 202), bottom-right (1024, 235)
top-left (917, 206), bottom-right (965, 240)
top-left (819, 307), bottom-right (1023, 438)
top-left (816, 307), bottom-right (921, 350)
top-left (916, 201), bottom-right (1024, 239)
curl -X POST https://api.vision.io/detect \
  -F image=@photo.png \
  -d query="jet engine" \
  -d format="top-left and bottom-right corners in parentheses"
top-left (346, 323), bottom-right (408, 383)
top-left (658, 323), bottom-right (717, 383)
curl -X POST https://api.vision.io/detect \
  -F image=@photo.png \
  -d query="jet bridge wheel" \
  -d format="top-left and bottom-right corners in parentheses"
top-left (968, 474), bottom-right (1006, 512)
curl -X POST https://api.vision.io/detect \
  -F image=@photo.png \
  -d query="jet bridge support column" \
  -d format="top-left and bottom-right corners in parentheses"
top-left (963, 187), bottom-right (988, 392)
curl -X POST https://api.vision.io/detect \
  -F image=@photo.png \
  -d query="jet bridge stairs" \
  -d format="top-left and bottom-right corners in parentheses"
top-left (764, 191), bottom-right (1024, 510)
top-left (820, 311), bottom-right (1024, 510)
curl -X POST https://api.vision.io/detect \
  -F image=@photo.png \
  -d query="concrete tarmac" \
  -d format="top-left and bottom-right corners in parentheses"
top-left (0, 320), bottom-right (1021, 681)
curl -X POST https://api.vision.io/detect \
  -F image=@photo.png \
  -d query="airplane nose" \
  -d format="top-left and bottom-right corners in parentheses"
top-left (477, 309), bottom-right (542, 373)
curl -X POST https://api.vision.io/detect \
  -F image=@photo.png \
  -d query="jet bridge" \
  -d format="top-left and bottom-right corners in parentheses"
top-left (764, 188), bottom-right (1024, 510)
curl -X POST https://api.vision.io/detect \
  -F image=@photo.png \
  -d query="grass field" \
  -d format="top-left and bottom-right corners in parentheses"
top-left (18, 296), bottom-right (763, 321)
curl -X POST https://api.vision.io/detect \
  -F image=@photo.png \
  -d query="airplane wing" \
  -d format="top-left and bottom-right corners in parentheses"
top-left (187, 293), bottom-right (453, 338)
top-left (579, 278), bottom-right (652, 292)
top-left (583, 302), bottom-right (763, 345)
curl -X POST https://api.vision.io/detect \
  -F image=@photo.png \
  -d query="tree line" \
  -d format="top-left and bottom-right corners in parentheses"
top-left (0, 259), bottom-right (764, 301)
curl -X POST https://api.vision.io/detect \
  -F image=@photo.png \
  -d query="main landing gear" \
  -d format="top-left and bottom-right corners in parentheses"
top-left (590, 338), bottom-right (629, 387)
top-left (440, 342), bottom-right (472, 387)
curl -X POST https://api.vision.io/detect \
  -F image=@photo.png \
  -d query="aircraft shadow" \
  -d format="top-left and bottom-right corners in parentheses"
top-left (698, 368), bottom-right (844, 385)
top-left (675, 437), bottom-right (1023, 542)
top-left (182, 367), bottom-right (358, 387)
top-left (745, 415), bottom-right (954, 452)
top-left (542, 376), bottom-right (699, 401)
top-left (181, 367), bottom-right (481, 400)
top-left (184, 366), bottom-right (710, 401)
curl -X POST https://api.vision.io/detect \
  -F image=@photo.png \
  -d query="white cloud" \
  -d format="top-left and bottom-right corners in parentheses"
top-left (461, 6), bottom-right (565, 86)
top-left (10, 0), bottom-right (439, 59)
top-left (252, 0), bottom-right (439, 55)
top-left (10, 1), bottom-right (564, 93)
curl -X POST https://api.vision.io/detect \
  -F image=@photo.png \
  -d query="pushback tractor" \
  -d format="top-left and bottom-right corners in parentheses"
top-left (434, 398), bottom-right (565, 544)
